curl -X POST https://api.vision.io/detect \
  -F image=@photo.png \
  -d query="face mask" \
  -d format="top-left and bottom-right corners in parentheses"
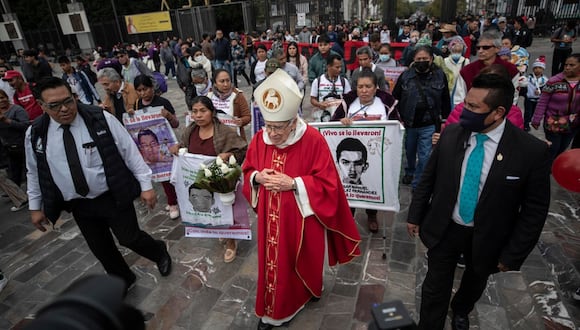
top-left (194, 83), bottom-right (207, 92)
top-left (379, 54), bottom-right (390, 62)
top-left (450, 54), bottom-right (461, 62)
top-left (410, 37), bottom-right (418, 43)
top-left (414, 61), bottom-right (430, 72)
top-left (194, 55), bottom-right (203, 62)
top-left (459, 107), bottom-right (494, 132)
top-left (443, 37), bottom-right (452, 42)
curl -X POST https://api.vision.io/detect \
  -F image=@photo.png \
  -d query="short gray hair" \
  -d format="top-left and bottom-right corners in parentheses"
top-left (191, 67), bottom-right (207, 80)
top-left (271, 48), bottom-right (285, 58)
top-left (97, 67), bottom-right (122, 82)
top-left (478, 31), bottom-right (502, 48)
top-left (356, 46), bottom-right (373, 57)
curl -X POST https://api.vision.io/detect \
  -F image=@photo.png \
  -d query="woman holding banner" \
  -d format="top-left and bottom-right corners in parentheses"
top-left (134, 74), bottom-right (180, 219)
top-left (207, 69), bottom-right (251, 141)
top-left (331, 68), bottom-right (398, 234)
top-left (173, 96), bottom-right (247, 263)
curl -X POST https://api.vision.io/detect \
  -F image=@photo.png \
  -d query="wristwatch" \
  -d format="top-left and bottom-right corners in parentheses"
top-left (291, 179), bottom-right (297, 191)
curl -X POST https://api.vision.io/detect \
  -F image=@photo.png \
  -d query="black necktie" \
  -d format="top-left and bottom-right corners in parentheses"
top-left (62, 125), bottom-right (90, 197)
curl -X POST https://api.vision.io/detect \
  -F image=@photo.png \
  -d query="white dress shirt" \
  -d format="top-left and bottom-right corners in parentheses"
top-left (452, 119), bottom-right (506, 226)
top-left (26, 110), bottom-right (152, 210)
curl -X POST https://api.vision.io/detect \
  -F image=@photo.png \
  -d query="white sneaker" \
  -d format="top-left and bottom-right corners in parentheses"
top-left (169, 205), bottom-right (179, 219)
top-left (0, 274), bottom-right (7, 293)
top-left (10, 201), bottom-right (28, 212)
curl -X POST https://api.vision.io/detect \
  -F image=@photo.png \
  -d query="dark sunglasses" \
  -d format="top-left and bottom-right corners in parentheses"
top-left (476, 45), bottom-right (495, 50)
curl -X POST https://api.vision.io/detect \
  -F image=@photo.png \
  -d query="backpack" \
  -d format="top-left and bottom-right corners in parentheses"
top-left (317, 74), bottom-right (346, 99)
top-left (152, 72), bottom-right (168, 93)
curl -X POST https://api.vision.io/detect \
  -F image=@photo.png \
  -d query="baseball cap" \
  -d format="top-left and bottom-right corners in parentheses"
top-left (2, 70), bottom-right (22, 80)
top-left (265, 58), bottom-right (280, 74)
top-left (498, 17), bottom-right (507, 23)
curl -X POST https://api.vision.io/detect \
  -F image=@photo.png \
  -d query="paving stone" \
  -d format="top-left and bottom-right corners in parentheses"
top-left (147, 290), bottom-right (195, 330)
top-left (353, 284), bottom-right (384, 322)
top-left (200, 311), bottom-right (235, 330)
top-left (475, 303), bottom-right (510, 330)
top-left (323, 293), bottom-right (356, 314)
top-left (319, 313), bottom-right (353, 330)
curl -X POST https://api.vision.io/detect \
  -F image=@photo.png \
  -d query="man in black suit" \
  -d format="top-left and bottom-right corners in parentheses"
top-left (407, 73), bottom-right (550, 330)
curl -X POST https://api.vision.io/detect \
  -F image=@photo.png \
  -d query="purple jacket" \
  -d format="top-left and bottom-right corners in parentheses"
top-left (531, 72), bottom-right (580, 128)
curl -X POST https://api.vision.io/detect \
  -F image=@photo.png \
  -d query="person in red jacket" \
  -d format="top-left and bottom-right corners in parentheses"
top-left (2, 70), bottom-right (42, 121)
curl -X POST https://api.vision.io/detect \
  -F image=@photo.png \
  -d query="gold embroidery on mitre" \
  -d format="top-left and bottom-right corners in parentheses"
top-left (261, 88), bottom-right (283, 112)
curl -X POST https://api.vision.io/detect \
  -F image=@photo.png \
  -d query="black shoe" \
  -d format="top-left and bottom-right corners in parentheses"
top-left (402, 175), bottom-right (413, 185)
top-left (573, 288), bottom-right (580, 301)
top-left (156, 241), bottom-right (172, 276)
top-left (457, 254), bottom-right (466, 268)
top-left (123, 273), bottom-right (137, 297)
top-left (257, 319), bottom-right (273, 330)
top-left (451, 313), bottom-right (469, 330)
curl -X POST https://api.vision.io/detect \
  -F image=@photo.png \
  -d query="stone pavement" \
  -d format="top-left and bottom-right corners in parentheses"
top-left (1, 38), bottom-right (580, 330)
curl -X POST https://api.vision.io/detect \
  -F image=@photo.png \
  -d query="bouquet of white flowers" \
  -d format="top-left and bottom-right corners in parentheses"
top-left (192, 155), bottom-right (242, 196)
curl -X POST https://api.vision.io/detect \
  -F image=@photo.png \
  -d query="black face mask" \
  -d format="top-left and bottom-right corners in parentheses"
top-left (414, 61), bottom-right (430, 73)
top-left (459, 107), bottom-right (495, 132)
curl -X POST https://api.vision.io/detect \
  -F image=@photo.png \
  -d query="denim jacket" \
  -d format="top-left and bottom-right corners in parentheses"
top-left (392, 65), bottom-right (450, 128)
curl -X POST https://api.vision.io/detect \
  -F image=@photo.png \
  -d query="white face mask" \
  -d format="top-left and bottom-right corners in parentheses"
top-left (194, 83), bottom-right (207, 92)
top-left (194, 55), bottom-right (204, 62)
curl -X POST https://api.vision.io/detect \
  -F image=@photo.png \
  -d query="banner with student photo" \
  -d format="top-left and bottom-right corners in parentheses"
top-left (383, 67), bottom-right (407, 93)
top-left (170, 153), bottom-right (252, 240)
top-left (310, 121), bottom-right (404, 212)
top-left (123, 106), bottom-right (178, 182)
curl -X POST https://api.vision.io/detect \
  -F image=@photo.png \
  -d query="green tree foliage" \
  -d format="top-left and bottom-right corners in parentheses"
top-left (396, 0), bottom-right (418, 18)
top-left (423, 0), bottom-right (467, 17)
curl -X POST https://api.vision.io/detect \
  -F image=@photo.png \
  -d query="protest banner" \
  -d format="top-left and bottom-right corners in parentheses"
top-left (171, 153), bottom-right (251, 240)
top-left (123, 106), bottom-right (178, 182)
top-left (383, 66), bottom-right (407, 93)
top-left (310, 121), bottom-right (404, 211)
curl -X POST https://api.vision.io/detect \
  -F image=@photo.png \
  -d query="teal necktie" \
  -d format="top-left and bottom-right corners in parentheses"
top-left (459, 134), bottom-right (489, 224)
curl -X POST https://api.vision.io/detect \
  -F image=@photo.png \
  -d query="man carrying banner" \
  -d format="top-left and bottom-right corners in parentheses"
top-left (243, 69), bottom-right (361, 329)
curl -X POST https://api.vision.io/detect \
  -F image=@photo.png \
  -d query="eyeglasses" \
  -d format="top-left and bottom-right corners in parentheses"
top-left (264, 120), bottom-right (292, 133)
top-left (476, 45), bottom-right (495, 50)
top-left (42, 97), bottom-right (75, 112)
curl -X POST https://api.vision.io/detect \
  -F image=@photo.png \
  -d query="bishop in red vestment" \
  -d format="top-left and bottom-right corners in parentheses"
top-left (244, 70), bottom-right (361, 328)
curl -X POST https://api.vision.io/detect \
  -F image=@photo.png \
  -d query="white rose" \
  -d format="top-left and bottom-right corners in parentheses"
top-left (204, 168), bottom-right (212, 177)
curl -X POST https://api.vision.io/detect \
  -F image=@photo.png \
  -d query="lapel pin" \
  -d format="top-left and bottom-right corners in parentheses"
top-left (497, 153), bottom-right (503, 161)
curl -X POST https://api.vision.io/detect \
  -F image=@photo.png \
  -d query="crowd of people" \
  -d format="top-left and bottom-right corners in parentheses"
top-left (0, 12), bottom-right (578, 330)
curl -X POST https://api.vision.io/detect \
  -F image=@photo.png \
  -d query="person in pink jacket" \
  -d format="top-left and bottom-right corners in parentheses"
top-left (433, 64), bottom-right (524, 144)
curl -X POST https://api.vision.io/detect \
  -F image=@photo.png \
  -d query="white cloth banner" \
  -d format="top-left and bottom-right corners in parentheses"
top-left (123, 106), bottom-right (178, 182)
top-left (170, 153), bottom-right (234, 226)
top-left (310, 121), bottom-right (404, 212)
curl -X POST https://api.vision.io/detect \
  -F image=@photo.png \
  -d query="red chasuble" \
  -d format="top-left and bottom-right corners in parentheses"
top-left (242, 125), bottom-right (361, 321)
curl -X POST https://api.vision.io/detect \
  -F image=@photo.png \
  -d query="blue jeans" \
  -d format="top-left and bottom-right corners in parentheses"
top-left (213, 59), bottom-right (233, 78)
top-left (523, 98), bottom-right (538, 130)
top-left (405, 125), bottom-right (435, 189)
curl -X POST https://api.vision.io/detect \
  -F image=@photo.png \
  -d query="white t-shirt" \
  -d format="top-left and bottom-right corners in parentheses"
top-left (347, 97), bottom-right (386, 121)
top-left (310, 74), bottom-right (351, 102)
top-left (254, 60), bottom-right (267, 83)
